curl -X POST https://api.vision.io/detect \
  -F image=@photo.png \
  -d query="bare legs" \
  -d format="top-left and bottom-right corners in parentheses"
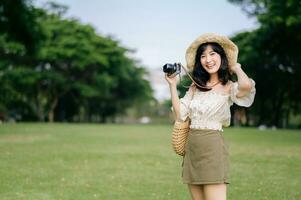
top-left (188, 184), bottom-right (227, 200)
top-left (188, 184), bottom-right (205, 200)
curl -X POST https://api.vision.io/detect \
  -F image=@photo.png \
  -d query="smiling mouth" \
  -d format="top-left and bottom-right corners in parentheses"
top-left (206, 64), bottom-right (215, 68)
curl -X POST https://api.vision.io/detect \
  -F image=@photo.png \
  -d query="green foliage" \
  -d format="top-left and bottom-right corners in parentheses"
top-left (0, 2), bottom-right (153, 122)
top-left (0, 0), bottom-right (44, 54)
top-left (177, 75), bottom-right (193, 98)
top-left (229, 0), bottom-right (301, 128)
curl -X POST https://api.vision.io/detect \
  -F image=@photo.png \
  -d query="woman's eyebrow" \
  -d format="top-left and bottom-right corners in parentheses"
top-left (202, 50), bottom-right (215, 55)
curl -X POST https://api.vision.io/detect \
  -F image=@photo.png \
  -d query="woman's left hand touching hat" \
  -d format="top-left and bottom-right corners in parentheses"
top-left (229, 63), bottom-right (242, 74)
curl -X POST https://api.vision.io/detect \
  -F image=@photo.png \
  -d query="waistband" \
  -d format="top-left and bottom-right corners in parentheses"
top-left (189, 128), bottom-right (222, 134)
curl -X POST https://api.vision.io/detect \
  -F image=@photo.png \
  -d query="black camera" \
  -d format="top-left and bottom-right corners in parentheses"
top-left (163, 63), bottom-right (181, 78)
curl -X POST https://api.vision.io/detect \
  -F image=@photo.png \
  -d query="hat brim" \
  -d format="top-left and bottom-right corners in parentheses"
top-left (185, 33), bottom-right (238, 71)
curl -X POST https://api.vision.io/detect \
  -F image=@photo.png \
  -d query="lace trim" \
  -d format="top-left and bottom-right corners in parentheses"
top-left (198, 90), bottom-right (230, 97)
top-left (190, 120), bottom-right (223, 131)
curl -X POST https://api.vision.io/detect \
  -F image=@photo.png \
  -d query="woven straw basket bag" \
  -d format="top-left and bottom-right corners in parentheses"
top-left (172, 119), bottom-right (190, 156)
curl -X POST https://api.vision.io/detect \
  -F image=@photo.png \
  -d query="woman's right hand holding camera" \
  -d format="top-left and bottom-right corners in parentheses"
top-left (165, 74), bottom-right (178, 87)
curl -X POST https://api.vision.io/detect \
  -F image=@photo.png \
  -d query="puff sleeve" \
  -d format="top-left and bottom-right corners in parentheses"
top-left (171, 87), bottom-right (193, 122)
top-left (230, 79), bottom-right (256, 107)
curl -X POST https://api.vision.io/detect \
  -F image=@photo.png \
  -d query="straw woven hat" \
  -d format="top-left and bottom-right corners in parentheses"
top-left (185, 33), bottom-right (238, 71)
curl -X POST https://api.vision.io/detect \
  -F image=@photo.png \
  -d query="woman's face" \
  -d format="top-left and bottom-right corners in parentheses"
top-left (200, 45), bottom-right (221, 74)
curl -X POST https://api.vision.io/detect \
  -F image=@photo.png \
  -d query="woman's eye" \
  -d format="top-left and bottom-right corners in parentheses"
top-left (210, 52), bottom-right (216, 56)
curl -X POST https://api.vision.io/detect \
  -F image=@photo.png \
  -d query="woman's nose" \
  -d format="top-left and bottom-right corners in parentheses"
top-left (206, 56), bottom-right (212, 63)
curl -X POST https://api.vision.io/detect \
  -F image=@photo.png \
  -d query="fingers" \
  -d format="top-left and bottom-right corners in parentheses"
top-left (164, 73), bottom-right (171, 83)
top-left (164, 74), bottom-right (170, 81)
top-left (165, 73), bottom-right (178, 86)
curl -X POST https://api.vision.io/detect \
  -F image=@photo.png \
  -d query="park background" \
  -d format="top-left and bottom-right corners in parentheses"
top-left (0, 0), bottom-right (300, 199)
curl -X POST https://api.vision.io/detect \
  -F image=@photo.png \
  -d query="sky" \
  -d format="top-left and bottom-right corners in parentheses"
top-left (35, 0), bottom-right (258, 100)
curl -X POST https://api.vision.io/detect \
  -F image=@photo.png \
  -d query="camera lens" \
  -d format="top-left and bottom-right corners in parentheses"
top-left (163, 63), bottom-right (175, 74)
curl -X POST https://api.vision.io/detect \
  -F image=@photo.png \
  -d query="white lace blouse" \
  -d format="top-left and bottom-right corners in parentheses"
top-left (174, 79), bottom-right (256, 131)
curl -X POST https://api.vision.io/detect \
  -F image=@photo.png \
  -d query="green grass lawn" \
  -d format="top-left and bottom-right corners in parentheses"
top-left (0, 123), bottom-right (300, 200)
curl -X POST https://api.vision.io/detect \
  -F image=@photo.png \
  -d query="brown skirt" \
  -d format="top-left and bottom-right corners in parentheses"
top-left (182, 129), bottom-right (230, 185)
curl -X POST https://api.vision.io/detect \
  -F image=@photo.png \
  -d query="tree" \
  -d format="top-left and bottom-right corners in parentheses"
top-left (229, 0), bottom-right (301, 127)
top-left (0, 0), bottom-right (44, 121)
top-left (0, 0), bottom-right (44, 54)
top-left (0, 3), bottom-right (153, 122)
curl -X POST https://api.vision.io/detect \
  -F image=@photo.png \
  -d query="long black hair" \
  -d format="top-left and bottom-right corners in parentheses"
top-left (192, 42), bottom-right (232, 91)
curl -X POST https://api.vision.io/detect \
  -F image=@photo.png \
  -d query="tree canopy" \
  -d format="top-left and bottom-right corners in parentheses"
top-left (0, 1), bottom-right (153, 122)
top-left (228, 0), bottom-right (301, 127)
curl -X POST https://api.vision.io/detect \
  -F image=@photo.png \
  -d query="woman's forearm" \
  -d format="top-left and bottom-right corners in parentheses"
top-left (234, 65), bottom-right (252, 92)
top-left (169, 84), bottom-right (181, 120)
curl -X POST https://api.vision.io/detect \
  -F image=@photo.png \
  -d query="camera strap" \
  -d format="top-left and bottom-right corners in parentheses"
top-left (179, 63), bottom-right (215, 89)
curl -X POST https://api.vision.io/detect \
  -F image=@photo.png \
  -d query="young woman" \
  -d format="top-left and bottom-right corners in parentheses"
top-left (165, 33), bottom-right (256, 200)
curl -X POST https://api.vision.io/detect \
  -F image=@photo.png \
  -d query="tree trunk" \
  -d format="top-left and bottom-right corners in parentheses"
top-left (257, 94), bottom-right (266, 126)
top-left (245, 108), bottom-right (250, 126)
top-left (35, 95), bottom-right (44, 122)
top-left (37, 105), bottom-right (44, 121)
top-left (273, 90), bottom-right (284, 128)
top-left (48, 97), bottom-right (58, 122)
top-left (283, 108), bottom-right (290, 128)
top-left (100, 113), bottom-right (106, 123)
